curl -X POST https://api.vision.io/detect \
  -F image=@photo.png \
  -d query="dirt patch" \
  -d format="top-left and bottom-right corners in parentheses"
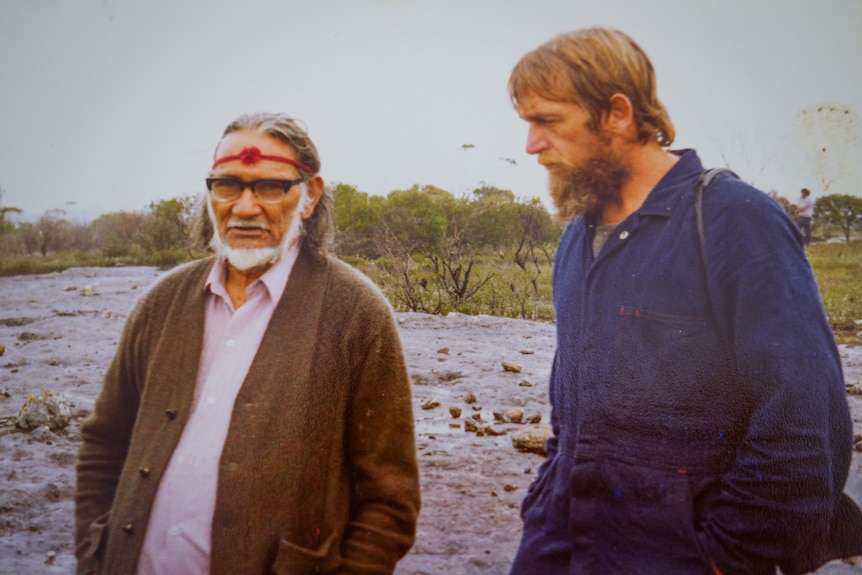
top-left (0, 266), bottom-right (859, 574)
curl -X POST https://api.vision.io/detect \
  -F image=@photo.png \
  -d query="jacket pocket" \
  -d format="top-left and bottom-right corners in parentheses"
top-left (607, 306), bottom-right (735, 425)
top-left (272, 532), bottom-right (340, 575)
top-left (581, 459), bottom-right (713, 571)
top-left (84, 511), bottom-right (110, 559)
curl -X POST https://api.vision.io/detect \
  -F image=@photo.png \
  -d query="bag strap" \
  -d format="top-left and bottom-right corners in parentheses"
top-left (695, 168), bottom-right (738, 272)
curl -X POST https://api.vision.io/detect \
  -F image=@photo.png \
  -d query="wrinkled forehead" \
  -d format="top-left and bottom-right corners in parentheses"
top-left (215, 129), bottom-right (295, 159)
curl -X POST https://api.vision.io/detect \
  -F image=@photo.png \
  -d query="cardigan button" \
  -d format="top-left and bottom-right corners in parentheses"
top-left (165, 409), bottom-right (178, 420)
top-left (139, 467), bottom-right (151, 478)
top-left (122, 523), bottom-right (134, 534)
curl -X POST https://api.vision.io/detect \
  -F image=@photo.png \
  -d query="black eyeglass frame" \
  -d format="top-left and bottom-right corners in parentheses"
top-left (205, 176), bottom-right (305, 204)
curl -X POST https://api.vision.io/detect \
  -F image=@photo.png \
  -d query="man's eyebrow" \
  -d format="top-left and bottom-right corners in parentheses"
top-left (521, 111), bottom-right (558, 123)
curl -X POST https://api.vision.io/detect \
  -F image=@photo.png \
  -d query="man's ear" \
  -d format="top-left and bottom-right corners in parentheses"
top-left (602, 93), bottom-right (635, 137)
top-left (301, 175), bottom-right (325, 219)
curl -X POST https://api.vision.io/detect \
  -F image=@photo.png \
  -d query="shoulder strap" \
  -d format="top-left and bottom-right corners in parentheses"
top-left (695, 168), bottom-right (738, 271)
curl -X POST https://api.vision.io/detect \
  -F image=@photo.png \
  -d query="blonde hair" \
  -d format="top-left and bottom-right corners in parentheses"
top-left (509, 28), bottom-right (675, 147)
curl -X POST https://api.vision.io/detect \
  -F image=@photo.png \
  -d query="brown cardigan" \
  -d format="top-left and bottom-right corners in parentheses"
top-left (75, 250), bottom-right (420, 575)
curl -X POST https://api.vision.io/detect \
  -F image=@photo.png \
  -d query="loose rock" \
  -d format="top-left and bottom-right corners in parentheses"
top-left (511, 424), bottom-right (554, 456)
top-left (420, 398), bottom-right (440, 410)
top-left (502, 361), bottom-right (522, 373)
top-left (448, 406), bottom-right (462, 418)
top-left (16, 392), bottom-right (72, 432)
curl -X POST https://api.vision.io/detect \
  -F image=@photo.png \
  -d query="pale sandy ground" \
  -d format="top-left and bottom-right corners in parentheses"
top-left (0, 266), bottom-right (859, 575)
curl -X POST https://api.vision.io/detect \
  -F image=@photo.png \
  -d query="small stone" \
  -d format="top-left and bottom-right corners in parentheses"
top-left (503, 484), bottom-right (518, 492)
top-left (63, 285), bottom-right (77, 292)
top-left (519, 380), bottom-right (535, 387)
top-left (16, 391), bottom-right (72, 431)
top-left (847, 384), bottom-right (862, 396)
top-left (448, 406), bottom-right (462, 418)
top-left (519, 349), bottom-right (534, 355)
top-left (471, 405), bottom-right (482, 411)
top-left (48, 358), bottom-right (59, 366)
top-left (511, 424), bottom-right (554, 456)
top-left (505, 408), bottom-right (524, 424)
top-left (30, 425), bottom-right (53, 442)
top-left (502, 361), bottom-right (522, 373)
top-left (484, 426), bottom-right (505, 436)
top-left (465, 392), bottom-right (477, 404)
top-left (437, 347), bottom-right (449, 354)
top-left (420, 398), bottom-right (440, 410)
top-left (855, 441), bottom-right (862, 453)
top-left (526, 412), bottom-right (542, 424)
top-left (464, 419), bottom-right (479, 432)
top-left (0, 345), bottom-right (5, 356)
top-left (448, 423), bottom-right (461, 429)
top-left (471, 413), bottom-right (483, 421)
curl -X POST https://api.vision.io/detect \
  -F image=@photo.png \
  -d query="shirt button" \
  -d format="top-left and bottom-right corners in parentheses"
top-left (206, 396), bottom-right (216, 405)
top-left (619, 230), bottom-right (630, 240)
top-left (169, 525), bottom-right (182, 536)
top-left (226, 339), bottom-right (236, 348)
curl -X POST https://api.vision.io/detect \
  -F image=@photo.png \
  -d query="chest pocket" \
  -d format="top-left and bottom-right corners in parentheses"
top-left (606, 306), bottom-right (736, 433)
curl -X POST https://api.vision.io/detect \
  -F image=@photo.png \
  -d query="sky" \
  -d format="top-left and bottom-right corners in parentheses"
top-left (0, 0), bottom-right (860, 223)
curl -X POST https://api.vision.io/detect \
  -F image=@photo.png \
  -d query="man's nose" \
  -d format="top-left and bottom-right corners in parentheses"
top-left (232, 187), bottom-right (263, 215)
top-left (525, 126), bottom-right (547, 155)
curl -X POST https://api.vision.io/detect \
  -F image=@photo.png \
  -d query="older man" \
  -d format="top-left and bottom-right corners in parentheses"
top-left (75, 112), bottom-right (420, 575)
top-left (508, 28), bottom-right (862, 575)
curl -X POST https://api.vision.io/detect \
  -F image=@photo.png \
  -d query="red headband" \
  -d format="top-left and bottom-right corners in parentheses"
top-left (212, 146), bottom-right (313, 173)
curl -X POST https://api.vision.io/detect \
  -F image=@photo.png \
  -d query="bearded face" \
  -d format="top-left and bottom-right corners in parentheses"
top-left (207, 187), bottom-right (309, 272)
top-left (544, 133), bottom-right (631, 223)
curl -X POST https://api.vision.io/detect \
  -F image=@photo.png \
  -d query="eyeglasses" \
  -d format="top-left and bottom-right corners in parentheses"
top-left (205, 177), bottom-right (304, 204)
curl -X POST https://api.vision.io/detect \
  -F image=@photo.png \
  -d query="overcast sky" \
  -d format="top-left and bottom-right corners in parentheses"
top-left (1, 0), bottom-right (860, 223)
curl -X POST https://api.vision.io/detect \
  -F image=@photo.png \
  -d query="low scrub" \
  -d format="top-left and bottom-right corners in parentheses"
top-left (807, 240), bottom-right (862, 331)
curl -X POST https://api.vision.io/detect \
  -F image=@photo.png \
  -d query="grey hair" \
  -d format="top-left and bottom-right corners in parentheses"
top-left (190, 112), bottom-right (334, 263)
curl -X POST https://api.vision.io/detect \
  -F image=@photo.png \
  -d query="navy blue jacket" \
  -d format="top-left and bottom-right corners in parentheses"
top-left (511, 150), bottom-right (862, 574)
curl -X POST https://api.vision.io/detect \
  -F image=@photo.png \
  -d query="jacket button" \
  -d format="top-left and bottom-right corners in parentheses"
top-left (619, 230), bottom-right (630, 240)
top-left (122, 523), bottom-right (134, 534)
top-left (165, 409), bottom-right (178, 420)
top-left (139, 467), bottom-right (151, 478)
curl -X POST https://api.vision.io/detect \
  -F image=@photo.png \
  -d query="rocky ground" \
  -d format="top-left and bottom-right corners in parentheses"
top-left (0, 266), bottom-right (860, 574)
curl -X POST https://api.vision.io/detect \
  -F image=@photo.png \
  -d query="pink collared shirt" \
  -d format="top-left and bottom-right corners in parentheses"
top-left (136, 247), bottom-right (299, 575)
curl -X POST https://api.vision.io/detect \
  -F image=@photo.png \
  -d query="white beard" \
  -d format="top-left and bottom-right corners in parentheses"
top-left (207, 185), bottom-right (309, 271)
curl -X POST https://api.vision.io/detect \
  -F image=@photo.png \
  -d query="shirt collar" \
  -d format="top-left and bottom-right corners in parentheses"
top-left (204, 244), bottom-right (301, 305)
top-left (635, 149), bottom-right (705, 218)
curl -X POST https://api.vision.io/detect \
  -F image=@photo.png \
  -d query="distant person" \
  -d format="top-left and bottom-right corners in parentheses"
top-left (75, 112), bottom-right (420, 575)
top-left (507, 28), bottom-right (862, 574)
top-left (796, 187), bottom-right (814, 245)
